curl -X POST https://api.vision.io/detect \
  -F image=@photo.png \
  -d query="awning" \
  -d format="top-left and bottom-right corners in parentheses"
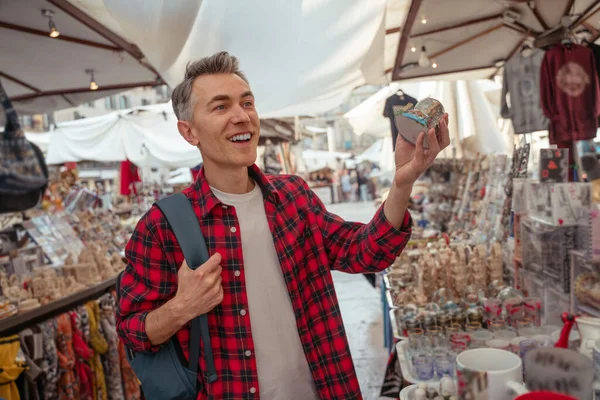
top-left (0, 0), bottom-right (162, 115)
top-left (33, 0), bottom-right (390, 118)
top-left (388, 0), bottom-right (600, 81)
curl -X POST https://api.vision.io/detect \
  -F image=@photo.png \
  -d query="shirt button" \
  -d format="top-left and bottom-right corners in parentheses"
top-left (234, 270), bottom-right (241, 277)
top-left (250, 387), bottom-right (256, 394)
top-left (230, 227), bottom-right (237, 233)
top-left (240, 309), bottom-right (247, 316)
top-left (245, 350), bottom-right (252, 357)
top-left (222, 205), bottom-right (228, 209)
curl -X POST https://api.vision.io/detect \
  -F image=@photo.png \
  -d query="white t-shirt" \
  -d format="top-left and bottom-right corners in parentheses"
top-left (211, 183), bottom-right (319, 400)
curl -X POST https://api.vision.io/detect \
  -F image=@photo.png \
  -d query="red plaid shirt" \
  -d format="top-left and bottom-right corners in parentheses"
top-left (116, 164), bottom-right (411, 400)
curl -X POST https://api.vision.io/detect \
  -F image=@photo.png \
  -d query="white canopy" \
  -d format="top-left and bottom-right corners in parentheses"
top-left (70, 0), bottom-right (389, 118)
top-left (24, 131), bottom-right (51, 153)
top-left (355, 136), bottom-right (395, 173)
top-left (46, 102), bottom-right (203, 168)
top-left (301, 149), bottom-right (351, 173)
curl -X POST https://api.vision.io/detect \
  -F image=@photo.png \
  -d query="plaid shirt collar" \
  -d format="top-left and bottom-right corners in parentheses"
top-left (190, 164), bottom-right (281, 217)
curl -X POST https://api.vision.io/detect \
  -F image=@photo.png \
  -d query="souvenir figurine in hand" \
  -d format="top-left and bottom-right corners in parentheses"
top-left (394, 98), bottom-right (446, 149)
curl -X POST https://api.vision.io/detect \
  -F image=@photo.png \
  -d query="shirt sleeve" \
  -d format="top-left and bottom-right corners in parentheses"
top-left (116, 208), bottom-right (177, 353)
top-left (301, 178), bottom-right (412, 273)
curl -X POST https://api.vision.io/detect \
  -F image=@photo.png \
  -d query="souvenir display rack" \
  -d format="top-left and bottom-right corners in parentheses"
top-left (0, 276), bottom-right (116, 336)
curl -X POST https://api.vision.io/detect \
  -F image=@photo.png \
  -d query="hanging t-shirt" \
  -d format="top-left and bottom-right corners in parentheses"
top-left (501, 48), bottom-right (548, 134)
top-left (540, 43), bottom-right (600, 144)
top-left (383, 92), bottom-right (418, 149)
top-left (119, 160), bottom-right (141, 196)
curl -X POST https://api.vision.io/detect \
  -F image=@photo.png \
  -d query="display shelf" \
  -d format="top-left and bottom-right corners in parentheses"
top-left (383, 274), bottom-right (392, 291)
top-left (386, 290), bottom-right (397, 310)
top-left (389, 308), bottom-right (404, 342)
top-left (0, 277), bottom-right (117, 336)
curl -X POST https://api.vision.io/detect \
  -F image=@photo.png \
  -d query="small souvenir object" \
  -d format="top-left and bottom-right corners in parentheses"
top-left (18, 298), bottom-right (40, 312)
top-left (539, 148), bottom-right (569, 183)
top-left (414, 387), bottom-right (426, 400)
top-left (439, 374), bottom-right (456, 396)
top-left (425, 302), bottom-right (441, 313)
top-left (393, 97), bottom-right (446, 148)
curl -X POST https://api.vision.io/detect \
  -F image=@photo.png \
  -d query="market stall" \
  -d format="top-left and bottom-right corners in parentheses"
top-left (376, 1), bottom-right (600, 398)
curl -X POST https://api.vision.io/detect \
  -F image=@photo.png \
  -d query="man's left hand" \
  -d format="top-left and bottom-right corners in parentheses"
top-left (393, 113), bottom-right (450, 187)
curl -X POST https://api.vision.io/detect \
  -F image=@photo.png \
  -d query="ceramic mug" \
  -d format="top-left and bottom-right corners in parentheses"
top-left (456, 348), bottom-right (524, 400)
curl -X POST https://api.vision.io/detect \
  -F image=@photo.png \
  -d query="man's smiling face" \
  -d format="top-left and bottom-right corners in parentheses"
top-left (181, 73), bottom-right (260, 170)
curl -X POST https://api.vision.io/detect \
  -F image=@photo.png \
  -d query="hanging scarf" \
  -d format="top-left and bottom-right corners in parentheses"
top-left (56, 314), bottom-right (78, 400)
top-left (85, 301), bottom-right (107, 400)
top-left (99, 294), bottom-right (124, 400)
top-left (39, 320), bottom-right (60, 400)
top-left (19, 326), bottom-right (44, 400)
top-left (77, 305), bottom-right (90, 344)
top-left (117, 342), bottom-right (141, 400)
top-left (69, 311), bottom-right (93, 399)
top-left (0, 335), bottom-right (28, 400)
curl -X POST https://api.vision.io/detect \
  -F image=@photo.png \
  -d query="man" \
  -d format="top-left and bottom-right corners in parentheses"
top-left (116, 52), bottom-right (450, 400)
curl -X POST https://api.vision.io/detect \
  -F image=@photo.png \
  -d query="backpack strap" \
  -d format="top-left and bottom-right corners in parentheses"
top-left (156, 193), bottom-right (218, 384)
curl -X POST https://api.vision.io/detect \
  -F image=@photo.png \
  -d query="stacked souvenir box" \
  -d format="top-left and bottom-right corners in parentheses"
top-left (521, 181), bottom-right (592, 294)
top-left (520, 217), bottom-right (575, 293)
top-left (570, 250), bottom-right (600, 318)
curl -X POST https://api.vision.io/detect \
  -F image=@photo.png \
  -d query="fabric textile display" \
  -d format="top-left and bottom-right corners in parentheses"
top-left (383, 91), bottom-right (418, 149)
top-left (0, 335), bottom-right (28, 400)
top-left (18, 327), bottom-right (45, 400)
top-left (69, 311), bottom-right (93, 399)
top-left (40, 320), bottom-right (60, 400)
top-left (85, 301), bottom-right (108, 400)
top-left (117, 342), bottom-right (141, 400)
top-left (55, 313), bottom-right (78, 400)
top-left (501, 48), bottom-right (548, 134)
top-left (540, 43), bottom-right (600, 144)
top-left (98, 294), bottom-right (124, 400)
top-left (6, 292), bottom-right (140, 400)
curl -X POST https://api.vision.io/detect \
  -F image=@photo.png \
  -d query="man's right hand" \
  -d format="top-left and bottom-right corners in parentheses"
top-left (173, 253), bottom-right (224, 321)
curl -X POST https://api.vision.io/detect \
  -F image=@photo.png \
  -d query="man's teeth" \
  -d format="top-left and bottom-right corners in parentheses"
top-left (229, 133), bottom-right (251, 142)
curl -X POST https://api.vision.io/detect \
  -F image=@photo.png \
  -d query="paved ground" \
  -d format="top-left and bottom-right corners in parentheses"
top-left (325, 202), bottom-right (390, 400)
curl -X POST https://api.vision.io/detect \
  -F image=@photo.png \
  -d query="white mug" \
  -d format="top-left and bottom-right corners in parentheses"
top-left (521, 347), bottom-right (594, 400)
top-left (456, 348), bottom-right (523, 400)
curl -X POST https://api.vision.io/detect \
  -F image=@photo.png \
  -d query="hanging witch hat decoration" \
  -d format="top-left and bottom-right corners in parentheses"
top-left (393, 97), bottom-right (445, 149)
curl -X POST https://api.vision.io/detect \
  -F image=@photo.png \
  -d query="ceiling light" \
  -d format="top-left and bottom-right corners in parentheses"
top-left (86, 69), bottom-right (98, 91)
top-left (421, 16), bottom-right (427, 24)
top-left (418, 46), bottom-right (430, 68)
top-left (411, 45), bottom-right (417, 52)
top-left (42, 9), bottom-right (60, 38)
top-left (432, 61), bottom-right (438, 69)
